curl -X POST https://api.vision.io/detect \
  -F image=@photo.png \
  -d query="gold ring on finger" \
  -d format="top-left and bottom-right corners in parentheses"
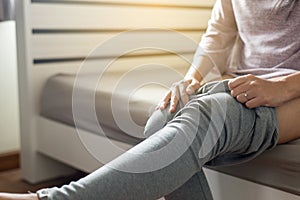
top-left (244, 92), bottom-right (248, 100)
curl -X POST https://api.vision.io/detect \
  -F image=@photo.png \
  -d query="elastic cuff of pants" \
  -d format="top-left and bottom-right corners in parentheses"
top-left (36, 189), bottom-right (50, 200)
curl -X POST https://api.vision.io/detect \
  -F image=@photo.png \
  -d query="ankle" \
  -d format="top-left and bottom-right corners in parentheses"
top-left (28, 194), bottom-right (39, 200)
top-left (0, 193), bottom-right (39, 200)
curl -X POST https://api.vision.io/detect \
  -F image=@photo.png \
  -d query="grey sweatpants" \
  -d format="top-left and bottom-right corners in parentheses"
top-left (37, 80), bottom-right (279, 200)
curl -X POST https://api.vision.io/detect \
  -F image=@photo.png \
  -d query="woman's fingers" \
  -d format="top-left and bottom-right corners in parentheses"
top-left (157, 78), bottom-right (201, 112)
top-left (157, 91), bottom-right (171, 110)
top-left (236, 93), bottom-right (248, 104)
top-left (245, 97), bottom-right (264, 109)
top-left (230, 82), bottom-right (250, 97)
top-left (186, 79), bottom-right (201, 95)
top-left (157, 85), bottom-right (180, 113)
top-left (169, 86), bottom-right (180, 112)
top-left (228, 74), bottom-right (255, 90)
top-left (179, 81), bottom-right (190, 105)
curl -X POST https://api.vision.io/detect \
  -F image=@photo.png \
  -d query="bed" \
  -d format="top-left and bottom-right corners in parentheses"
top-left (15, 0), bottom-right (300, 199)
top-left (40, 71), bottom-right (300, 196)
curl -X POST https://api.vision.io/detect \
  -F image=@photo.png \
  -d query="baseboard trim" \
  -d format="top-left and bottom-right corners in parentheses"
top-left (0, 151), bottom-right (20, 172)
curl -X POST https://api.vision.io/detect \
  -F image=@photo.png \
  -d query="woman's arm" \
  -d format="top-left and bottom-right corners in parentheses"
top-left (158, 55), bottom-right (211, 112)
top-left (278, 71), bottom-right (300, 101)
top-left (228, 72), bottom-right (300, 109)
top-left (159, 0), bottom-right (238, 112)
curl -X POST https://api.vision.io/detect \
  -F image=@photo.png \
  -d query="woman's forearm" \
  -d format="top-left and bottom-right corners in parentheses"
top-left (278, 71), bottom-right (300, 102)
top-left (184, 55), bottom-right (215, 83)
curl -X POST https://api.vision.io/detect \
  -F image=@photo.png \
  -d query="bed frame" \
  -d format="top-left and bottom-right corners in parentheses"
top-left (15, 0), bottom-right (300, 199)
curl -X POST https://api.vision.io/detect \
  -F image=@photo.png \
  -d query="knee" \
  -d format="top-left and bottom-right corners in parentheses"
top-left (144, 108), bottom-right (171, 138)
top-left (144, 97), bottom-right (188, 138)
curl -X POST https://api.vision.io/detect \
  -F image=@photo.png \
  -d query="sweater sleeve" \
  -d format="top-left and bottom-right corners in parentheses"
top-left (194, 0), bottom-right (238, 75)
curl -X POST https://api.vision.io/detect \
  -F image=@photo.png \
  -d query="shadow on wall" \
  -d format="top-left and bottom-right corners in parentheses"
top-left (0, 0), bottom-right (15, 21)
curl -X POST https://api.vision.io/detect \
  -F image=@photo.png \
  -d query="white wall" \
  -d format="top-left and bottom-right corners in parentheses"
top-left (0, 20), bottom-right (20, 154)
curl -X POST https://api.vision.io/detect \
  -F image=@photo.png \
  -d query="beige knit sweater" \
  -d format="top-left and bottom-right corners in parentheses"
top-left (197, 0), bottom-right (300, 79)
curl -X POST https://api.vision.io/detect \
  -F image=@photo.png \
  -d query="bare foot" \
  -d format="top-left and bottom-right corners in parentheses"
top-left (0, 193), bottom-right (38, 200)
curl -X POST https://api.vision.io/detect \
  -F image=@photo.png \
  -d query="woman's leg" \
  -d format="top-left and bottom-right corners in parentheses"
top-left (276, 97), bottom-right (300, 144)
top-left (145, 99), bottom-right (213, 200)
top-left (0, 81), bottom-right (279, 200)
top-left (144, 79), bottom-right (281, 200)
top-left (164, 170), bottom-right (213, 200)
top-left (36, 93), bottom-right (223, 200)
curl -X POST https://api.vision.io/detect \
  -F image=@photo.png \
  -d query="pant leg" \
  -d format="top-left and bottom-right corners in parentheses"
top-left (164, 170), bottom-right (213, 200)
top-left (37, 82), bottom-right (278, 200)
top-left (145, 103), bottom-right (213, 200)
top-left (144, 81), bottom-right (234, 200)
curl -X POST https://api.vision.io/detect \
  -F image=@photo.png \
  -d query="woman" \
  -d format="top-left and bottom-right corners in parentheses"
top-left (1, 0), bottom-right (299, 199)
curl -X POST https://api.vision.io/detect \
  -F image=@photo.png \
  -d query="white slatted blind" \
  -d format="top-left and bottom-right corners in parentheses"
top-left (29, 0), bottom-right (215, 69)
top-left (32, 0), bottom-right (215, 8)
top-left (32, 32), bottom-right (203, 59)
top-left (31, 4), bottom-right (211, 30)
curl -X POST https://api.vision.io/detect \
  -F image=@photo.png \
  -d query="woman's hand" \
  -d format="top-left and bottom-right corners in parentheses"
top-left (157, 78), bottom-right (201, 112)
top-left (228, 74), bottom-right (288, 108)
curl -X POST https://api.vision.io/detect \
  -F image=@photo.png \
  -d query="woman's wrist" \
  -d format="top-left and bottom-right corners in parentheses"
top-left (185, 54), bottom-right (214, 83)
top-left (276, 72), bottom-right (300, 102)
top-left (184, 68), bottom-right (203, 83)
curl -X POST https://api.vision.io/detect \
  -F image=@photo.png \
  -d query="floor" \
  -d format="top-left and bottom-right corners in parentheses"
top-left (0, 168), bottom-right (87, 193)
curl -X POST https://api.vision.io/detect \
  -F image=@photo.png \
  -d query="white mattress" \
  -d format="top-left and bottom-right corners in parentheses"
top-left (40, 68), bottom-right (185, 143)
